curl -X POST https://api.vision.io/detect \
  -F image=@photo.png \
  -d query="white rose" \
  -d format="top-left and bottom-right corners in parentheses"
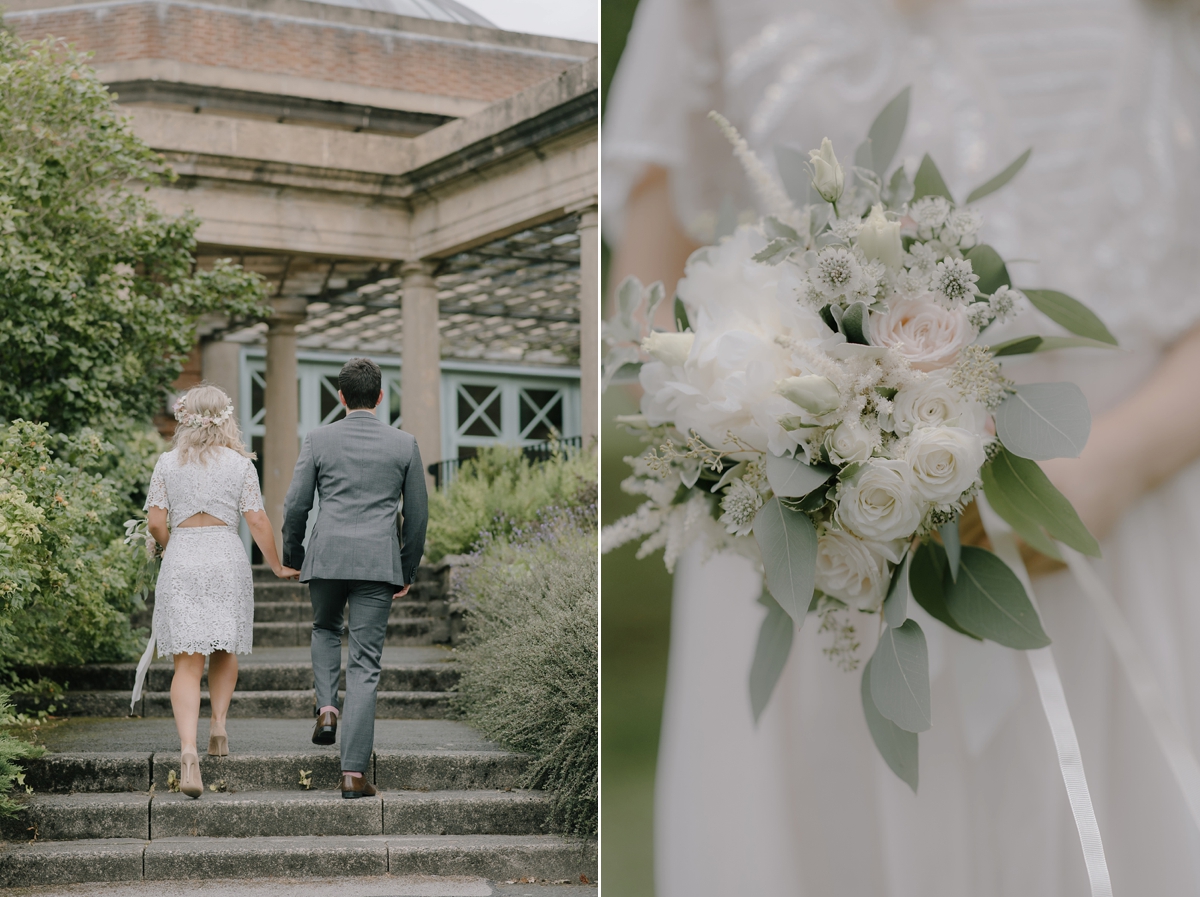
top-left (815, 528), bottom-right (901, 612)
top-left (835, 459), bottom-right (924, 542)
top-left (869, 293), bottom-right (976, 372)
top-left (857, 203), bottom-right (904, 269)
top-left (904, 426), bottom-right (985, 504)
top-left (808, 137), bottom-right (845, 204)
top-left (641, 331), bottom-right (694, 368)
top-left (890, 371), bottom-right (987, 436)
top-left (776, 375), bottom-right (840, 416)
top-left (826, 422), bottom-right (876, 464)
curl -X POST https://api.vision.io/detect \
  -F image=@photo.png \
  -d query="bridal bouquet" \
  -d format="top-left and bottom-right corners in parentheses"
top-left (602, 89), bottom-right (1117, 789)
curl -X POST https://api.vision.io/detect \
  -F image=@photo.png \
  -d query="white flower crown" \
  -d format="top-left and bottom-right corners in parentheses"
top-left (173, 396), bottom-right (234, 429)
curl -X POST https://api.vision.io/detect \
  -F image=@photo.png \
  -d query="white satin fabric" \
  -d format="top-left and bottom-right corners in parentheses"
top-left (604, 0), bottom-right (1200, 893)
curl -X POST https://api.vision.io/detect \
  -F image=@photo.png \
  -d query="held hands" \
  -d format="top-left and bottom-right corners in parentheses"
top-left (274, 565), bottom-right (301, 580)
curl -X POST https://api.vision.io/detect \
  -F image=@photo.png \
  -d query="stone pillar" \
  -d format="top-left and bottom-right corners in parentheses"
top-left (401, 260), bottom-right (442, 488)
top-left (577, 203), bottom-right (599, 447)
top-left (262, 297), bottom-right (307, 555)
top-left (201, 339), bottom-right (241, 414)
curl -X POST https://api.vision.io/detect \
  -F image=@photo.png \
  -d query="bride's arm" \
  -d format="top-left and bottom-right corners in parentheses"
top-left (1043, 322), bottom-right (1200, 541)
top-left (148, 507), bottom-right (169, 550)
top-left (243, 509), bottom-right (299, 579)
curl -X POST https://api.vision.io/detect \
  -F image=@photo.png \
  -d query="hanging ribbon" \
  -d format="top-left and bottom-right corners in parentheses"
top-left (978, 499), bottom-right (1114, 897)
top-left (1061, 545), bottom-right (1200, 834)
top-left (130, 628), bottom-right (156, 715)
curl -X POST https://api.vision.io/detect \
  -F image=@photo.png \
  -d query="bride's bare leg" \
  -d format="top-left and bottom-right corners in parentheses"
top-left (207, 650), bottom-right (238, 737)
top-left (171, 652), bottom-right (206, 752)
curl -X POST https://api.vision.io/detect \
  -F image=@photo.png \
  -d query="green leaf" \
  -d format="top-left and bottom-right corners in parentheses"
top-left (965, 148), bottom-right (1032, 204)
top-left (912, 154), bottom-right (953, 203)
top-left (939, 521), bottom-right (961, 581)
top-left (775, 145), bottom-right (818, 207)
top-left (980, 465), bottom-right (1063, 561)
top-left (645, 281), bottom-right (666, 330)
top-left (1033, 336), bottom-right (1120, 352)
top-left (909, 541), bottom-right (981, 639)
top-left (984, 448), bottom-right (1100, 557)
top-left (764, 216), bottom-right (801, 242)
top-left (867, 86), bottom-right (911, 179)
top-left (674, 297), bottom-right (691, 332)
top-left (887, 165), bottom-right (914, 209)
top-left (994, 382), bottom-right (1091, 461)
top-left (749, 591), bottom-right (795, 723)
top-left (883, 549), bottom-right (910, 629)
top-left (841, 301), bottom-right (870, 345)
top-left (861, 656), bottom-right (919, 792)
top-left (1022, 289), bottom-right (1118, 345)
top-left (752, 497), bottom-right (818, 627)
top-left (752, 238), bottom-right (797, 265)
top-left (764, 453), bottom-right (836, 499)
top-left (854, 138), bottom-right (874, 174)
top-left (870, 619), bottom-right (932, 733)
top-left (945, 547), bottom-right (1051, 649)
top-left (989, 335), bottom-right (1045, 357)
top-left (963, 244), bottom-right (1011, 296)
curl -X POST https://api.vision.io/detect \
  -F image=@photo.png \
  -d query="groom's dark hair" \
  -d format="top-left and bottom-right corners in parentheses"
top-left (339, 357), bottom-right (382, 410)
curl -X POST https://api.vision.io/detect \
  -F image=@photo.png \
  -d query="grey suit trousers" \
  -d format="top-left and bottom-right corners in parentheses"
top-left (309, 578), bottom-right (393, 773)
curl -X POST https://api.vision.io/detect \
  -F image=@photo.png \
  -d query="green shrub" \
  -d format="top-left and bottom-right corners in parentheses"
top-left (0, 692), bottom-right (42, 819)
top-left (425, 445), bottom-right (597, 562)
top-left (0, 420), bottom-right (144, 669)
top-left (453, 520), bottom-right (597, 837)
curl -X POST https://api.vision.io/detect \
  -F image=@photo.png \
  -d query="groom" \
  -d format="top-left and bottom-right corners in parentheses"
top-left (281, 357), bottom-right (428, 799)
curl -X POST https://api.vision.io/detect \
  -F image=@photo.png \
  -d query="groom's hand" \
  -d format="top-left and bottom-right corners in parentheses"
top-left (393, 585), bottom-right (410, 600)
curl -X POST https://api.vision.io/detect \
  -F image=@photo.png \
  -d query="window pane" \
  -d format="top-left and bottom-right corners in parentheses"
top-left (388, 378), bottom-right (402, 427)
top-left (320, 376), bottom-right (346, 423)
top-left (520, 389), bottom-right (563, 441)
top-left (458, 384), bottom-right (502, 437)
top-left (251, 372), bottom-right (265, 422)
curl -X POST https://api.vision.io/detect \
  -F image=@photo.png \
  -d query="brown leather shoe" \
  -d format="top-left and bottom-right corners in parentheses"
top-left (340, 773), bottom-right (377, 799)
top-left (312, 710), bottom-right (337, 746)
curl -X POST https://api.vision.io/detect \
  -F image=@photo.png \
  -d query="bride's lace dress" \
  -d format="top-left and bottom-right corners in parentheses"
top-left (145, 447), bottom-right (261, 656)
top-left (605, 0), bottom-right (1200, 894)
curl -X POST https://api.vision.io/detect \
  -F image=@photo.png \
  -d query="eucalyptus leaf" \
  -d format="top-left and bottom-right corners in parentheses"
top-left (870, 619), bottom-right (932, 733)
top-left (861, 656), bottom-right (919, 792)
top-left (867, 86), bottom-right (911, 179)
top-left (764, 216), bottom-right (802, 242)
top-left (841, 301), bottom-right (870, 345)
top-left (980, 465), bottom-right (1063, 560)
top-left (765, 452), bottom-right (836, 498)
top-left (887, 166), bottom-right (914, 209)
top-left (939, 521), bottom-right (961, 581)
top-left (750, 591), bottom-right (795, 723)
top-left (1033, 335), bottom-right (1120, 352)
top-left (964, 244), bottom-right (1011, 296)
top-left (753, 238), bottom-right (797, 265)
top-left (1022, 289), bottom-right (1118, 345)
top-left (710, 459), bottom-right (748, 494)
top-left (989, 335), bottom-right (1044, 357)
top-left (965, 148), bottom-right (1032, 204)
top-left (753, 497), bottom-right (818, 626)
top-left (912, 154), bottom-right (953, 203)
top-left (945, 546), bottom-right (1051, 649)
top-left (674, 297), bottom-right (691, 332)
top-left (984, 447), bottom-right (1100, 557)
top-left (855, 138), bottom-right (874, 174)
top-left (994, 382), bottom-right (1091, 460)
top-left (883, 549), bottom-right (911, 628)
top-left (909, 541), bottom-right (981, 639)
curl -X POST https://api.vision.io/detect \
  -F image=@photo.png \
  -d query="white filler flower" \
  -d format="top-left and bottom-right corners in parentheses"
top-left (835, 459), bottom-right (924, 542)
top-left (904, 426), bottom-right (985, 504)
top-left (719, 478), bottom-right (764, 537)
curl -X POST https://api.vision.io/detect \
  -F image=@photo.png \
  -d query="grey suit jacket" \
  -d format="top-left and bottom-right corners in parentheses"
top-left (281, 411), bottom-right (428, 586)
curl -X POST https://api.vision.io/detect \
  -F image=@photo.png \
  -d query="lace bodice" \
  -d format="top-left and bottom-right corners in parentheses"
top-left (144, 447), bottom-right (264, 528)
top-left (604, 0), bottom-right (1200, 351)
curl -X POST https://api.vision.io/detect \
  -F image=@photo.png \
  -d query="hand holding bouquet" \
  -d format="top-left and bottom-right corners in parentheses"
top-left (602, 88), bottom-right (1117, 789)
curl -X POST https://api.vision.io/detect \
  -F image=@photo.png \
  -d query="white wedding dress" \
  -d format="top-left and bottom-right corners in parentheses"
top-left (604, 1), bottom-right (1200, 894)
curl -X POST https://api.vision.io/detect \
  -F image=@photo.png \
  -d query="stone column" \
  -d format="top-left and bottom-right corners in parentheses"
top-left (262, 297), bottom-right (307, 556)
top-left (201, 339), bottom-right (241, 414)
top-left (401, 260), bottom-right (442, 488)
top-left (577, 203), bottom-right (599, 447)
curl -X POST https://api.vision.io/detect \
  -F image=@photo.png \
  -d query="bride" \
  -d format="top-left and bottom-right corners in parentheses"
top-left (145, 385), bottom-right (299, 798)
top-left (605, 0), bottom-right (1200, 893)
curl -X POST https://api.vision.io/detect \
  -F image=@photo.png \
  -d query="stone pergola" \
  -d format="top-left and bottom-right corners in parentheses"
top-left (6, 0), bottom-right (598, 546)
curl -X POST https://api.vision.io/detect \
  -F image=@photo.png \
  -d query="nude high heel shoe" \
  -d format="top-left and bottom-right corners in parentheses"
top-left (180, 750), bottom-right (203, 798)
top-left (208, 734), bottom-right (228, 757)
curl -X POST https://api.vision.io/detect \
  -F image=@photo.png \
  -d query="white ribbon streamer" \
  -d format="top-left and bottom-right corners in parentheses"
top-left (1061, 545), bottom-right (1200, 835)
top-left (978, 500), bottom-right (1114, 897)
top-left (130, 628), bottom-right (156, 715)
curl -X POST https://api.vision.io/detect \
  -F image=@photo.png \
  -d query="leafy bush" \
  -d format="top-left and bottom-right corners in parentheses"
top-left (425, 445), bottom-right (597, 562)
top-left (0, 31), bottom-right (268, 432)
top-left (0, 421), bottom-right (144, 669)
top-left (0, 692), bottom-right (42, 819)
top-left (453, 518), bottom-right (598, 837)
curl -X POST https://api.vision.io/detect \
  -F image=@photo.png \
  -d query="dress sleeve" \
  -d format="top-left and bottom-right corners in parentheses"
top-left (240, 460), bottom-right (265, 514)
top-left (144, 455), bottom-right (168, 511)
top-left (601, 0), bottom-right (743, 244)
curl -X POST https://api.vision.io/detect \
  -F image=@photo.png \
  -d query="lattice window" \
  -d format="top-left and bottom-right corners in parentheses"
top-left (386, 375), bottom-right (402, 428)
top-left (318, 375), bottom-right (347, 425)
top-left (519, 387), bottom-right (564, 441)
top-left (456, 384), bottom-right (503, 439)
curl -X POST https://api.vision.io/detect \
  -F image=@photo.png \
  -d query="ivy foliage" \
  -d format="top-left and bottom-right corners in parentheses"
top-left (0, 32), bottom-right (269, 432)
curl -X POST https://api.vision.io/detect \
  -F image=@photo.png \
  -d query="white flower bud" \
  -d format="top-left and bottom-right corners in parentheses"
top-left (856, 204), bottom-right (904, 269)
top-left (776, 375), bottom-right (841, 416)
top-left (641, 331), bottom-right (694, 367)
top-left (808, 138), bottom-right (845, 204)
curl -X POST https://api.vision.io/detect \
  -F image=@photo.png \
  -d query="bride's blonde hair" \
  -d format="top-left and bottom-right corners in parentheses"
top-left (171, 384), bottom-right (255, 465)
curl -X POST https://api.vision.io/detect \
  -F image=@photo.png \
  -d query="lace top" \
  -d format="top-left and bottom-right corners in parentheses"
top-left (603, 0), bottom-right (1200, 350)
top-left (144, 448), bottom-right (265, 528)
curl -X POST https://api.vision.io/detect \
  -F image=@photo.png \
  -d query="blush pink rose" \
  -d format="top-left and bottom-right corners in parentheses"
top-left (869, 293), bottom-right (975, 371)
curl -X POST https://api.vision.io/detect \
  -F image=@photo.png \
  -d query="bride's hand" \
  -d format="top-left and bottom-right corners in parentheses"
top-left (274, 565), bottom-right (301, 580)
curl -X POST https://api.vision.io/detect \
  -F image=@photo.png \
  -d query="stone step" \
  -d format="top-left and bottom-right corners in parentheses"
top-left (17, 689), bottom-right (452, 719)
top-left (0, 788), bottom-right (551, 841)
top-left (0, 834), bottom-right (596, 887)
top-left (24, 749), bottom-right (529, 794)
top-left (253, 619), bottom-right (445, 648)
top-left (252, 600), bottom-right (435, 623)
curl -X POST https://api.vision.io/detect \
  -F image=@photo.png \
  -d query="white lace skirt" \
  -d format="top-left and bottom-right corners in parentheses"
top-left (154, 525), bottom-right (254, 656)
